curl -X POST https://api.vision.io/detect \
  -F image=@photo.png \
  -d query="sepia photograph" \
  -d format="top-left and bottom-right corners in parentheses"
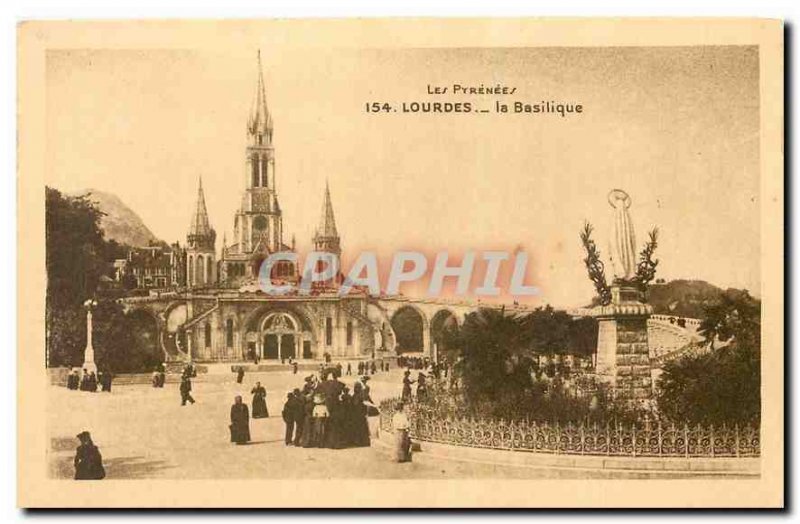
top-left (16, 17), bottom-right (784, 508)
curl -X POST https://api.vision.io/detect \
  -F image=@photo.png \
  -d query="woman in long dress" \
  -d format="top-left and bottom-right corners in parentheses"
top-left (230, 395), bottom-right (251, 445)
top-left (251, 382), bottom-right (269, 418)
top-left (391, 402), bottom-right (412, 462)
top-left (350, 382), bottom-right (371, 447)
top-left (401, 371), bottom-right (414, 402)
top-left (299, 395), bottom-right (315, 448)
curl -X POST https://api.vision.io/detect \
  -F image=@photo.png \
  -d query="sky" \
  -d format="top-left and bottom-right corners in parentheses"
top-left (45, 46), bottom-right (760, 308)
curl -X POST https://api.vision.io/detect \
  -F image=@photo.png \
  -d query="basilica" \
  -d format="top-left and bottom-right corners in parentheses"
top-left (115, 53), bottom-right (473, 365)
top-left (145, 52), bottom-right (386, 363)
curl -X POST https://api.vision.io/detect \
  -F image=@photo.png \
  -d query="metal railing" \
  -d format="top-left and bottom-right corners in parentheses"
top-left (379, 397), bottom-right (759, 458)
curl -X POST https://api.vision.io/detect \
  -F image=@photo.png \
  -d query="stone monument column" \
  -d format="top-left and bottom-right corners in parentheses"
top-left (82, 299), bottom-right (98, 373)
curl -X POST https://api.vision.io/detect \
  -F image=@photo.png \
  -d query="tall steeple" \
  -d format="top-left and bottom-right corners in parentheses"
top-left (221, 51), bottom-right (286, 286)
top-left (186, 177), bottom-right (217, 287)
top-left (247, 50), bottom-right (273, 145)
top-left (188, 177), bottom-right (216, 249)
top-left (313, 180), bottom-right (341, 256)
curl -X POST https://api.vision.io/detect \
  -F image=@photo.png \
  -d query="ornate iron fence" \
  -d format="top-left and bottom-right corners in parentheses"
top-left (379, 397), bottom-right (759, 458)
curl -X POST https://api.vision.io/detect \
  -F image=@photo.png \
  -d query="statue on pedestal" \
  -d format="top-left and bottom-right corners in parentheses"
top-left (579, 189), bottom-right (660, 403)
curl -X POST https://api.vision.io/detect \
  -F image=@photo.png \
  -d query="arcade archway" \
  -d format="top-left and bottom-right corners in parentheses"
top-left (390, 306), bottom-right (426, 354)
top-left (430, 309), bottom-right (459, 360)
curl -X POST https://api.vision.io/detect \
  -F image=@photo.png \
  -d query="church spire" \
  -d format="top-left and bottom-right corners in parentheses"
top-left (247, 50), bottom-right (273, 143)
top-left (187, 176), bottom-right (216, 249)
top-left (317, 180), bottom-right (338, 238)
top-left (313, 180), bottom-right (341, 256)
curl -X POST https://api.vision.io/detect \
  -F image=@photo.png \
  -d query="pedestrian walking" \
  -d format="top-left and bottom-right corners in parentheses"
top-left (180, 376), bottom-right (195, 406)
top-left (229, 395), bottom-right (251, 445)
top-left (251, 382), bottom-right (269, 418)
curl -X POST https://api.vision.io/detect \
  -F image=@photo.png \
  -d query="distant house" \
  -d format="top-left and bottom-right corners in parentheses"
top-left (118, 243), bottom-right (186, 290)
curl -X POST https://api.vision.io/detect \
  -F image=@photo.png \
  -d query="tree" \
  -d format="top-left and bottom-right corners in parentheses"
top-left (698, 289), bottom-right (761, 349)
top-left (528, 305), bottom-right (571, 356)
top-left (46, 187), bottom-right (162, 372)
top-left (656, 290), bottom-right (761, 425)
top-left (450, 308), bottom-right (535, 417)
top-left (46, 187), bottom-right (107, 367)
top-left (568, 316), bottom-right (598, 357)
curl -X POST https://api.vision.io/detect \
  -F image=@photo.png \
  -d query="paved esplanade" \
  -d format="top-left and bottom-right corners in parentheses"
top-left (48, 368), bottom-right (692, 480)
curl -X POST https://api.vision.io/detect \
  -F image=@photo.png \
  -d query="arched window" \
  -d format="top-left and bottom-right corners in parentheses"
top-left (207, 257), bottom-right (213, 284)
top-left (226, 318), bottom-right (234, 348)
top-left (251, 155), bottom-right (259, 187)
top-left (261, 158), bottom-right (269, 188)
top-left (188, 256), bottom-right (194, 286)
top-left (204, 322), bottom-right (211, 348)
top-left (196, 255), bottom-right (204, 285)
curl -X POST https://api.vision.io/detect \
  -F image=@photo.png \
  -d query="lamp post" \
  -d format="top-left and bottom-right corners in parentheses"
top-left (82, 298), bottom-right (98, 373)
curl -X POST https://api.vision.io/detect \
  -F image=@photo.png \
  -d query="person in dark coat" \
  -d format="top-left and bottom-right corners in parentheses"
top-left (401, 371), bottom-right (414, 402)
top-left (229, 395), bottom-right (251, 445)
top-left (324, 388), bottom-right (348, 449)
top-left (88, 371), bottom-right (99, 392)
top-left (350, 382), bottom-right (371, 447)
top-left (180, 376), bottom-right (195, 405)
top-left (79, 369), bottom-right (90, 391)
top-left (236, 366), bottom-right (245, 384)
top-left (290, 389), bottom-right (304, 446)
top-left (67, 370), bottom-right (79, 390)
top-left (251, 382), bottom-right (268, 418)
top-left (370, 361), bottom-right (377, 375)
top-left (74, 431), bottom-right (105, 480)
top-left (292, 361), bottom-right (299, 375)
top-left (416, 372), bottom-right (428, 402)
top-left (282, 392), bottom-right (297, 445)
top-left (100, 370), bottom-right (112, 392)
top-left (299, 394), bottom-right (315, 448)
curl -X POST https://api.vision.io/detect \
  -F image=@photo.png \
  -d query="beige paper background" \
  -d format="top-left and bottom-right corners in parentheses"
top-left (18, 18), bottom-right (783, 507)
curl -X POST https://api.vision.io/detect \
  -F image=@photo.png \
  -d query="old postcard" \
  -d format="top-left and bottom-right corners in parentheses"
top-left (17, 18), bottom-right (783, 508)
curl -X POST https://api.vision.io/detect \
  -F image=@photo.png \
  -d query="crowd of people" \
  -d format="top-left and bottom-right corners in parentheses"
top-left (69, 356), bottom-right (432, 479)
top-left (229, 369), bottom-right (376, 449)
top-left (66, 368), bottom-right (113, 392)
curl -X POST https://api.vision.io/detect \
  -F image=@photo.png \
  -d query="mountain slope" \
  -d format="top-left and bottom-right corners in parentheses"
top-left (71, 189), bottom-right (161, 248)
top-left (646, 279), bottom-right (726, 318)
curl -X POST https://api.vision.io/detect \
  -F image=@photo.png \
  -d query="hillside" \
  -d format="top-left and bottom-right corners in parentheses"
top-left (645, 279), bottom-right (727, 318)
top-left (71, 189), bottom-right (161, 248)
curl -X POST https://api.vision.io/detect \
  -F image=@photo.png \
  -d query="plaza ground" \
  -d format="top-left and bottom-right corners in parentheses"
top-left (48, 367), bottom-right (744, 480)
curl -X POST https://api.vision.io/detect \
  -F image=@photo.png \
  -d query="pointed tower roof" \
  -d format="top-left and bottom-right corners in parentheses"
top-left (188, 177), bottom-right (215, 240)
top-left (316, 180), bottom-right (339, 238)
top-left (247, 50), bottom-right (273, 138)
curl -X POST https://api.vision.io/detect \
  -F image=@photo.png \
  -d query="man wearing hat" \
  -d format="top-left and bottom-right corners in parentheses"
top-left (74, 431), bottom-right (105, 480)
